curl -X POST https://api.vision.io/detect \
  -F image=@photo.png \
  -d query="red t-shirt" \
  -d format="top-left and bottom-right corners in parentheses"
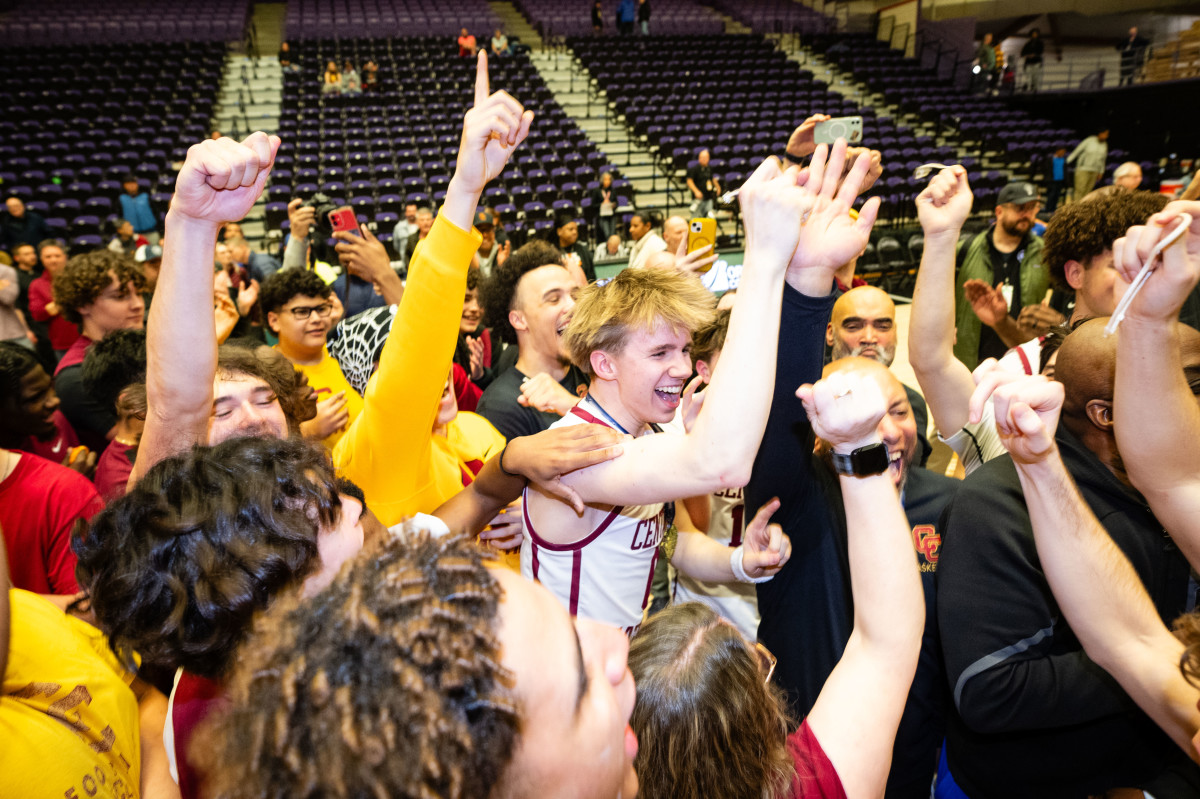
top-left (54, 333), bottom-right (93, 376)
top-left (94, 439), bottom-right (135, 502)
top-left (27, 272), bottom-right (81, 352)
top-left (453, 361), bottom-right (483, 413)
top-left (0, 451), bottom-right (104, 594)
top-left (16, 409), bottom-right (81, 465)
top-left (171, 670), bottom-right (227, 799)
top-left (788, 720), bottom-right (848, 799)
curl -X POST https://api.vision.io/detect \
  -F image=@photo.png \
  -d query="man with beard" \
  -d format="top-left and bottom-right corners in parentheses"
top-left (826, 285), bottom-right (930, 466)
top-left (953, 181), bottom-right (1047, 370)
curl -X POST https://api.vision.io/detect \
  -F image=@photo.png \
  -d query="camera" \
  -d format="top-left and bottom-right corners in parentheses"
top-left (691, 220), bottom-right (704, 233)
top-left (298, 192), bottom-right (339, 238)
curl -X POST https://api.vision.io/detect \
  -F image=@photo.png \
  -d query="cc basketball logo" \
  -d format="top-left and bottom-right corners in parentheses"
top-left (912, 525), bottom-right (941, 565)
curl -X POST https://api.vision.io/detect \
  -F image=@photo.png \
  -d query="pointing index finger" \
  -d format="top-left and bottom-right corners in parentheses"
top-left (474, 50), bottom-right (490, 107)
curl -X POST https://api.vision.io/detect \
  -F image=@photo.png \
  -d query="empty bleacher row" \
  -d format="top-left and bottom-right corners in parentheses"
top-left (570, 34), bottom-right (1013, 223)
top-left (0, 0), bottom-right (248, 45)
top-left (265, 38), bottom-right (631, 249)
top-left (284, 0), bottom-right (500, 40)
top-left (513, 0), bottom-right (724, 39)
top-left (0, 42), bottom-right (227, 251)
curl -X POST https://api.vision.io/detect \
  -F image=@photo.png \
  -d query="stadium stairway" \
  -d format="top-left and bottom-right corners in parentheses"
top-left (489, 1), bottom-right (543, 50)
top-left (212, 52), bottom-right (284, 245)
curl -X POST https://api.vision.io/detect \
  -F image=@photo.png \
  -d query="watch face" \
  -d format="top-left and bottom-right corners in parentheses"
top-left (851, 443), bottom-right (890, 476)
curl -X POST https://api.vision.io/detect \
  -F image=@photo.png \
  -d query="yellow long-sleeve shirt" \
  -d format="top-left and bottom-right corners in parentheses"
top-left (332, 215), bottom-right (506, 525)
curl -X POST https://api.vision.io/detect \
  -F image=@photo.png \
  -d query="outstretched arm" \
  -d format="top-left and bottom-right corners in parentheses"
top-left (434, 425), bottom-right (624, 533)
top-left (1112, 203), bottom-right (1200, 566)
top-left (979, 370), bottom-right (1200, 760)
top-left (802, 371), bottom-right (925, 799)
top-left (908, 166), bottom-right (978, 436)
top-left (331, 52), bottom-right (533, 519)
top-left (134, 133), bottom-right (280, 483)
top-left (559, 141), bottom-right (881, 506)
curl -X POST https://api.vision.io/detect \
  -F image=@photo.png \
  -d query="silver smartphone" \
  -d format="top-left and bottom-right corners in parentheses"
top-left (813, 116), bottom-right (864, 145)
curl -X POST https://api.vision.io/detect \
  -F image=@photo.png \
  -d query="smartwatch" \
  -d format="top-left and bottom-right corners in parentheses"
top-left (830, 442), bottom-right (890, 477)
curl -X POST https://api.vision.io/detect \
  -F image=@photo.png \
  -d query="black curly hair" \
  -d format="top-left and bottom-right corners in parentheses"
top-left (259, 267), bottom-right (332, 315)
top-left (81, 328), bottom-right (146, 414)
top-left (192, 531), bottom-right (520, 799)
top-left (73, 435), bottom-right (342, 679)
top-left (480, 239), bottom-right (565, 344)
top-left (0, 340), bottom-right (42, 403)
top-left (51, 249), bottom-right (146, 323)
top-left (1042, 190), bottom-right (1168, 290)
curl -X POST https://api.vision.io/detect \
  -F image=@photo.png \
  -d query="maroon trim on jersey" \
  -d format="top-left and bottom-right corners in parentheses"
top-left (569, 405), bottom-right (605, 426)
top-left (523, 493), bottom-right (625, 552)
top-left (531, 540), bottom-right (540, 580)
top-left (1015, 343), bottom-right (1033, 375)
top-left (640, 549), bottom-right (659, 613)
top-left (569, 549), bottom-right (583, 615)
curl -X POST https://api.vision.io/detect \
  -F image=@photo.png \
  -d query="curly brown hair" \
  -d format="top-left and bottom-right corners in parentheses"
top-left (72, 435), bottom-right (341, 679)
top-left (1042, 190), bottom-right (1168, 290)
top-left (192, 531), bottom-right (520, 799)
top-left (51, 249), bottom-right (146, 323)
top-left (628, 603), bottom-right (795, 799)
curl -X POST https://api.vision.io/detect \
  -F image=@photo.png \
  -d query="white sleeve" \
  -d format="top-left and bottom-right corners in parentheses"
top-left (939, 401), bottom-right (1006, 476)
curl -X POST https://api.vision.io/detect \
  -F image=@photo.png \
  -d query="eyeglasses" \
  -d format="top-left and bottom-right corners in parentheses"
top-left (754, 642), bottom-right (777, 684)
top-left (286, 303), bottom-right (333, 320)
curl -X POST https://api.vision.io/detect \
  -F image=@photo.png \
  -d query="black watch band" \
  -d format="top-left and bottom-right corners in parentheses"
top-left (782, 151), bottom-right (806, 166)
top-left (830, 442), bottom-right (890, 477)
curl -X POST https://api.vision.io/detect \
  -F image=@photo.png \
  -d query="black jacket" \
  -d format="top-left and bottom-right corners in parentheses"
top-left (938, 426), bottom-right (1199, 798)
top-left (746, 284), bottom-right (959, 799)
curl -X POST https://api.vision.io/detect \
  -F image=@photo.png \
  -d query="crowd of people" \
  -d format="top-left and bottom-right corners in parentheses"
top-left (6, 46), bottom-right (1200, 799)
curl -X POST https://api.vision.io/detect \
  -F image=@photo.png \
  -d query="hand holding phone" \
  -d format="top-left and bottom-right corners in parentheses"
top-left (687, 218), bottom-right (717, 272)
top-left (813, 116), bottom-right (863, 146)
top-left (328, 206), bottom-right (359, 234)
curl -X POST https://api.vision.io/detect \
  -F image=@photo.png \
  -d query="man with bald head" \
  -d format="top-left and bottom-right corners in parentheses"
top-left (757, 352), bottom-right (960, 797)
top-left (936, 318), bottom-right (1200, 796)
top-left (826, 285), bottom-right (930, 466)
top-left (1113, 161), bottom-right (1144, 191)
top-left (662, 215), bottom-right (688, 255)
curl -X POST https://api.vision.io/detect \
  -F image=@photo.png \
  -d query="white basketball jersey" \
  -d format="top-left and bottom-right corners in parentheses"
top-left (521, 398), bottom-right (666, 636)
top-left (672, 486), bottom-right (761, 640)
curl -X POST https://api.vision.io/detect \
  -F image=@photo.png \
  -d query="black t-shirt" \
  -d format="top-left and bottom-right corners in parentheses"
top-left (14, 265), bottom-right (39, 315)
top-left (476, 363), bottom-right (589, 441)
top-left (1020, 38), bottom-right (1044, 64)
top-left (977, 228), bottom-right (1028, 364)
top-left (686, 165), bottom-right (716, 200)
top-left (54, 364), bottom-right (115, 453)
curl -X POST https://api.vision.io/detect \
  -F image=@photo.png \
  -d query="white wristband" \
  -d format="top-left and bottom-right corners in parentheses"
top-left (730, 545), bottom-right (773, 584)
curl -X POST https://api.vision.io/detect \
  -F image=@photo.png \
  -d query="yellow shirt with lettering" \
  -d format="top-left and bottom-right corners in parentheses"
top-left (1, 590), bottom-right (141, 799)
top-left (293, 347), bottom-right (365, 450)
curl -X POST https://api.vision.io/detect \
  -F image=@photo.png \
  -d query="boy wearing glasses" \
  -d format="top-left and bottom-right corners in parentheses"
top-left (262, 268), bottom-right (359, 448)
